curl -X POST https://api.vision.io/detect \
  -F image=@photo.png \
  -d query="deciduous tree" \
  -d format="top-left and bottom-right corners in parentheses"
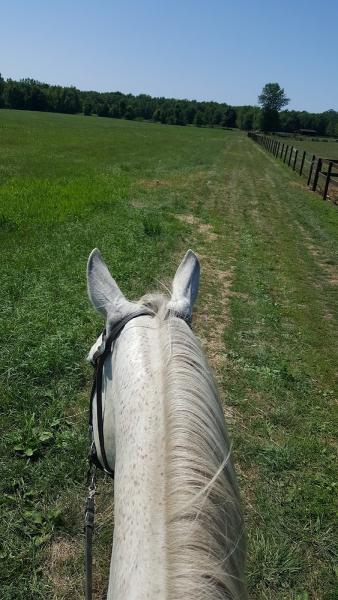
top-left (258, 83), bottom-right (289, 132)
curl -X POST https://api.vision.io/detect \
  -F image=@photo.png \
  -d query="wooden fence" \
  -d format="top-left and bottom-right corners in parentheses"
top-left (248, 132), bottom-right (338, 203)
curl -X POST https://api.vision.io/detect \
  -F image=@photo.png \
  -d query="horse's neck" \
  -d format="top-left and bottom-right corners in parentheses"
top-left (103, 313), bottom-right (247, 600)
top-left (107, 317), bottom-right (167, 600)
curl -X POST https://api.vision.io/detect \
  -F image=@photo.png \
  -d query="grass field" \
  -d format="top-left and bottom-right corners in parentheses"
top-left (274, 135), bottom-right (338, 159)
top-left (1, 110), bottom-right (337, 599)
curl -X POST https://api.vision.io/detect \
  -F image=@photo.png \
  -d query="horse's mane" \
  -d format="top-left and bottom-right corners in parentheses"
top-left (140, 294), bottom-right (247, 600)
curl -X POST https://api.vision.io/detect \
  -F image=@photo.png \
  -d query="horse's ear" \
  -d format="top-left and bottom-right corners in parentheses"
top-left (167, 249), bottom-right (200, 320)
top-left (87, 249), bottom-right (136, 322)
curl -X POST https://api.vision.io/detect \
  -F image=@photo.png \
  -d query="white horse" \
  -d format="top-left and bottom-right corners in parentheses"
top-left (87, 248), bottom-right (247, 600)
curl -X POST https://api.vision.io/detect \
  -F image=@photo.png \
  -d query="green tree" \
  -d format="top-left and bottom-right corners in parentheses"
top-left (28, 84), bottom-right (48, 111)
top-left (97, 102), bottom-right (109, 117)
top-left (194, 111), bottom-right (204, 127)
top-left (164, 109), bottom-right (176, 125)
top-left (124, 105), bottom-right (135, 120)
top-left (236, 106), bottom-right (256, 130)
top-left (185, 105), bottom-right (197, 124)
top-left (152, 108), bottom-right (162, 122)
top-left (259, 108), bottom-right (280, 132)
top-left (258, 83), bottom-right (289, 111)
top-left (221, 106), bottom-right (236, 128)
top-left (258, 83), bottom-right (289, 132)
top-left (5, 80), bottom-right (25, 109)
top-left (83, 101), bottom-right (92, 116)
top-left (52, 86), bottom-right (81, 114)
top-left (212, 109), bottom-right (222, 126)
top-left (174, 105), bottom-right (186, 126)
top-left (109, 103), bottom-right (120, 118)
top-left (279, 110), bottom-right (300, 133)
top-left (118, 99), bottom-right (127, 117)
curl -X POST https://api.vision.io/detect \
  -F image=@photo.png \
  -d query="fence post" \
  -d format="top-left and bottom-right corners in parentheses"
top-left (299, 150), bottom-right (306, 176)
top-left (312, 158), bottom-right (322, 192)
top-left (323, 161), bottom-right (333, 200)
top-left (281, 143), bottom-right (284, 158)
top-left (284, 145), bottom-right (289, 163)
top-left (288, 146), bottom-right (293, 166)
top-left (293, 149), bottom-right (298, 170)
top-left (307, 154), bottom-right (316, 185)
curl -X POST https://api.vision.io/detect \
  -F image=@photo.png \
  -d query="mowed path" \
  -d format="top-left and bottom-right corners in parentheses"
top-left (179, 135), bottom-right (338, 600)
top-left (0, 113), bottom-right (337, 600)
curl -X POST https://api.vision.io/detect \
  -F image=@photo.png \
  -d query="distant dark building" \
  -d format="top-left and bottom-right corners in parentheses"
top-left (296, 128), bottom-right (317, 135)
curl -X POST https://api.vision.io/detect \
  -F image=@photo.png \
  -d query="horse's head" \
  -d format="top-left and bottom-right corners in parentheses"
top-left (86, 247), bottom-right (200, 362)
top-left (86, 248), bottom-right (200, 474)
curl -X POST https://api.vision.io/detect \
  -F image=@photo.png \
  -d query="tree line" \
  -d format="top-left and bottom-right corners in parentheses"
top-left (0, 75), bottom-right (337, 136)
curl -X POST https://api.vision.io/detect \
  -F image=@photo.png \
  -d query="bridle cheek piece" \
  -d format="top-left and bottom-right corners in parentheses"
top-left (88, 309), bottom-right (154, 478)
top-left (88, 307), bottom-right (191, 478)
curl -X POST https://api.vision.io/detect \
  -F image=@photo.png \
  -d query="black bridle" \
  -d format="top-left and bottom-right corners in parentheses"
top-left (88, 307), bottom-right (191, 477)
top-left (88, 308), bottom-right (155, 478)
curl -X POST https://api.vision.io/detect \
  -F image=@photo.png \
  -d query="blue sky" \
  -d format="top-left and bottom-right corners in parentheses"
top-left (1, 0), bottom-right (337, 112)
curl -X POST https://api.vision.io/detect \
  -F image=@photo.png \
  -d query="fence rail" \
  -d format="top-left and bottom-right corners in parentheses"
top-left (248, 132), bottom-right (338, 203)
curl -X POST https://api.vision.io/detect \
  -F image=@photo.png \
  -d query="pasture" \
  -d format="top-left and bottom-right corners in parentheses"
top-left (273, 135), bottom-right (338, 159)
top-left (1, 110), bottom-right (337, 599)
